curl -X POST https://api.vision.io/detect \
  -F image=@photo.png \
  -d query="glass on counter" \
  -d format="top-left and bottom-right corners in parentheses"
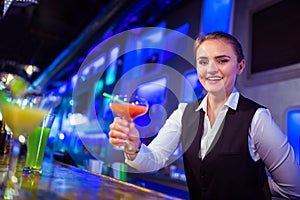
top-left (23, 114), bottom-right (55, 174)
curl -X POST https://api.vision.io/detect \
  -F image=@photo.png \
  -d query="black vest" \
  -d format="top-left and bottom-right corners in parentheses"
top-left (181, 95), bottom-right (271, 200)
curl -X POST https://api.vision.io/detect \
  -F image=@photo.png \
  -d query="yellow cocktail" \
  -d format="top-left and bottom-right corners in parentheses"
top-left (0, 103), bottom-right (47, 138)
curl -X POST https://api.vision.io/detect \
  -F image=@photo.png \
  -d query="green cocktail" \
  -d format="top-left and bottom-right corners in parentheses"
top-left (24, 126), bottom-right (51, 174)
top-left (23, 114), bottom-right (55, 174)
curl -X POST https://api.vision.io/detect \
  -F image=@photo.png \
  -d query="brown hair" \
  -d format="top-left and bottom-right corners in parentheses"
top-left (195, 31), bottom-right (245, 63)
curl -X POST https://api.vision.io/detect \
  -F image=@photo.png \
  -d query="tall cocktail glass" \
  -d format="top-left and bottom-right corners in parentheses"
top-left (23, 114), bottom-right (55, 174)
top-left (109, 94), bottom-right (148, 151)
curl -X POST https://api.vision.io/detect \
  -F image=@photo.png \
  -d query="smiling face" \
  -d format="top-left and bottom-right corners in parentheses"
top-left (196, 38), bottom-right (245, 97)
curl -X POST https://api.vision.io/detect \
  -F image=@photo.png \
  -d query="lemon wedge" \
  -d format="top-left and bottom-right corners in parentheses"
top-left (9, 77), bottom-right (28, 97)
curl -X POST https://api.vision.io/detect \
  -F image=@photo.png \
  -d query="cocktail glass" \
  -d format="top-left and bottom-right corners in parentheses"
top-left (23, 114), bottom-right (55, 174)
top-left (109, 94), bottom-right (148, 151)
top-left (0, 93), bottom-right (60, 199)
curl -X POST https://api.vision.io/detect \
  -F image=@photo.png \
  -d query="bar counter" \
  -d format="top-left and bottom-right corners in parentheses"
top-left (0, 156), bottom-right (181, 200)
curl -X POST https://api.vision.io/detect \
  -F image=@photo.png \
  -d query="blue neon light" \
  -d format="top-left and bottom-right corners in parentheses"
top-left (136, 76), bottom-right (168, 106)
top-left (58, 83), bottom-right (67, 94)
top-left (102, 97), bottom-right (112, 120)
top-left (69, 73), bottom-right (78, 89)
top-left (94, 80), bottom-right (104, 96)
top-left (134, 76), bottom-right (168, 127)
top-left (201, 0), bottom-right (233, 34)
top-left (105, 46), bottom-right (119, 85)
top-left (287, 109), bottom-right (300, 164)
top-left (93, 56), bottom-right (105, 69)
top-left (122, 22), bottom-right (166, 77)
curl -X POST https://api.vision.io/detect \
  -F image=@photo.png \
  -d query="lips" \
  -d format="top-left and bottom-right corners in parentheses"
top-left (206, 76), bottom-right (223, 81)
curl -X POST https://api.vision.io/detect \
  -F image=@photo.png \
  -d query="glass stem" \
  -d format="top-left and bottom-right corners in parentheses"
top-left (3, 138), bottom-right (22, 199)
top-left (8, 138), bottom-right (21, 177)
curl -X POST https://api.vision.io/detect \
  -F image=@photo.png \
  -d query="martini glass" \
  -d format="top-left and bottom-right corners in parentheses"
top-left (109, 94), bottom-right (148, 151)
top-left (0, 92), bottom-right (60, 199)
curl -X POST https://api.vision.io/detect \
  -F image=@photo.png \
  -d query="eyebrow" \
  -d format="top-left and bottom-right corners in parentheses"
top-left (197, 55), bottom-right (231, 60)
top-left (215, 55), bottom-right (231, 59)
top-left (197, 56), bottom-right (208, 60)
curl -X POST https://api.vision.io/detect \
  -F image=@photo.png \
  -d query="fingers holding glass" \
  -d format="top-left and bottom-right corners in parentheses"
top-left (109, 118), bottom-right (131, 150)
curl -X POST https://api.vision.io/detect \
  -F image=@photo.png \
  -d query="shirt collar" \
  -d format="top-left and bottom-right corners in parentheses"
top-left (195, 88), bottom-right (240, 112)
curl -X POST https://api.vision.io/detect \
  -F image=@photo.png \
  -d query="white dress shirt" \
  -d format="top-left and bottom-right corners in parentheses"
top-left (126, 89), bottom-right (300, 199)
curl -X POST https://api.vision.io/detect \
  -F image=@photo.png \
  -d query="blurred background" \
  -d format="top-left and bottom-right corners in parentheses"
top-left (0, 0), bottom-right (299, 199)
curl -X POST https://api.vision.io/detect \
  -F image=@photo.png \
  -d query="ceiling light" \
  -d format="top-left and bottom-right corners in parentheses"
top-left (3, 0), bottom-right (39, 17)
top-left (24, 64), bottom-right (39, 77)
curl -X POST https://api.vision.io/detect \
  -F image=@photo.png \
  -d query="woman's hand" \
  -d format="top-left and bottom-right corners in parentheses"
top-left (109, 117), bottom-right (141, 155)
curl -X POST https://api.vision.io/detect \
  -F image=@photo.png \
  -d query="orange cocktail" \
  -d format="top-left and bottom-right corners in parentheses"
top-left (110, 103), bottom-right (148, 119)
top-left (107, 94), bottom-right (148, 151)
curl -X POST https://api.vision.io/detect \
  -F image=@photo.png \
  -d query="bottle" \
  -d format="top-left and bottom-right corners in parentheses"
top-left (0, 120), bottom-right (7, 154)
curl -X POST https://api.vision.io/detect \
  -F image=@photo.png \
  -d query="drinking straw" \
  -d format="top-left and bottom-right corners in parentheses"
top-left (102, 92), bottom-right (127, 104)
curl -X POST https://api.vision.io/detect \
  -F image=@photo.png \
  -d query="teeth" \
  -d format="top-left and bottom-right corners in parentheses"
top-left (207, 77), bottom-right (222, 81)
